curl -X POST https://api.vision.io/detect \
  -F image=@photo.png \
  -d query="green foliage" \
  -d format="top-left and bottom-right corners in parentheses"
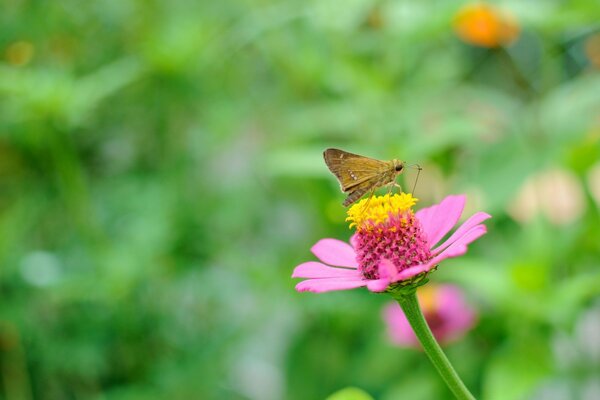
top-left (327, 387), bottom-right (374, 400)
top-left (483, 340), bottom-right (552, 400)
top-left (0, 0), bottom-right (599, 399)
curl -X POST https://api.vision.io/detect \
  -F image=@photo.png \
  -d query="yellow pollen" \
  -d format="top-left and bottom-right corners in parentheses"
top-left (346, 193), bottom-right (418, 229)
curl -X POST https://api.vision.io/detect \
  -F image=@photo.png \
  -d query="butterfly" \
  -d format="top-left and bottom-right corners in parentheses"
top-left (323, 148), bottom-right (407, 206)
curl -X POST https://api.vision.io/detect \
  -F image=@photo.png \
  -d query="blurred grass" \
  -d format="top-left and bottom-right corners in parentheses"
top-left (0, 0), bottom-right (599, 399)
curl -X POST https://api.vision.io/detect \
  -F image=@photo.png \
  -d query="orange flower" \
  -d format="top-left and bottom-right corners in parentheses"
top-left (453, 3), bottom-right (520, 48)
top-left (585, 33), bottom-right (600, 68)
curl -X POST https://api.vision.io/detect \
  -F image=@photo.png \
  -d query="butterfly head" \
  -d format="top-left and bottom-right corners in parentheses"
top-left (392, 159), bottom-right (404, 173)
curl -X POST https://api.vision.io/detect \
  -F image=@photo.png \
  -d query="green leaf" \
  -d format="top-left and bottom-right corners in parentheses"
top-left (326, 387), bottom-right (375, 400)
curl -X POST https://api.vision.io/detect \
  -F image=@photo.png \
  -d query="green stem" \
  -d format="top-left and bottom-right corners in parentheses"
top-left (392, 290), bottom-right (476, 400)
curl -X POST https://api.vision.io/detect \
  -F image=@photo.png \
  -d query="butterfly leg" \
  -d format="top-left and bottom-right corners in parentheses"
top-left (385, 181), bottom-right (403, 199)
top-left (382, 182), bottom-right (396, 207)
top-left (384, 183), bottom-right (393, 204)
top-left (359, 188), bottom-right (377, 216)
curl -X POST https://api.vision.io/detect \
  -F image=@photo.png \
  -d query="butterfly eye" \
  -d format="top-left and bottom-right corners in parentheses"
top-left (395, 164), bottom-right (403, 172)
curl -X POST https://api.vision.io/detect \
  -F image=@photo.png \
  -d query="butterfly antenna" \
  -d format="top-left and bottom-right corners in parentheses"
top-left (409, 164), bottom-right (422, 195)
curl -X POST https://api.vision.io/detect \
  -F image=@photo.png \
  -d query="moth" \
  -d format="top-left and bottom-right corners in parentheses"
top-left (323, 148), bottom-right (406, 207)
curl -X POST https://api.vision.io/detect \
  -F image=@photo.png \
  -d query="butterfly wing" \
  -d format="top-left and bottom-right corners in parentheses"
top-left (323, 148), bottom-right (389, 192)
top-left (343, 180), bottom-right (376, 207)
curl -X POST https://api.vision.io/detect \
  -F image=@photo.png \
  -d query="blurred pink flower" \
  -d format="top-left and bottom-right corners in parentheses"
top-left (292, 194), bottom-right (490, 293)
top-left (383, 284), bottom-right (477, 347)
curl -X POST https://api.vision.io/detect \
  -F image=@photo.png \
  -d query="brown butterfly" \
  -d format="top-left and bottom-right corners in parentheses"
top-left (323, 148), bottom-right (405, 206)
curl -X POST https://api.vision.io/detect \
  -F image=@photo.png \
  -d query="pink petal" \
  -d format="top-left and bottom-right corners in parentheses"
top-left (292, 261), bottom-right (361, 279)
top-left (349, 234), bottom-right (358, 249)
top-left (394, 263), bottom-right (432, 281)
top-left (432, 212), bottom-right (491, 255)
top-left (378, 259), bottom-right (398, 279)
top-left (427, 225), bottom-right (487, 265)
top-left (295, 277), bottom-right (366, 293)
top-left (367, 259), bottom-right (397, 291)
top-left (392, 225), bottom-right (487, 281)
top-left (311, 239), bottom-right (358, 268)
top-left (415, 195), bottom-right (466, 248)
top-left (367, 277), bottom-right (391, 292)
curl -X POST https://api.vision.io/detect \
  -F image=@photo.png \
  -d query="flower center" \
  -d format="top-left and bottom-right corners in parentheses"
top-left (347, 193), bottom-right (431, 280)
top-left (346, 193), bottom-right (417, 229)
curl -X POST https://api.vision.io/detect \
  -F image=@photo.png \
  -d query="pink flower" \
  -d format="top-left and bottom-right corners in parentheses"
top-left (292, 194), bottom-right (490, 293)
top-left (383, 284), bottom-right (477, 347)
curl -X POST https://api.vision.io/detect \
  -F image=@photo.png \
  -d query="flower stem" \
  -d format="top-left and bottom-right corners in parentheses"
top-left (392, 290), bottom-right (476, 400)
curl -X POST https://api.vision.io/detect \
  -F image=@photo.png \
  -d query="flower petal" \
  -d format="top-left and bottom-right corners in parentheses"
top-left (349, 234), bottom-right (359, 249)
top-left (413, 225), bottom-right (487, 276)
top-left (292, 261), bottom-right (361, 279)
top-left (393, 225), bottom-right (487, 281)
top-left (367, 278), bottom-right (391, 292)
top-left (295, 277), bottom-right (366, 293)
top-left (367, 259), bottom-right (397, 292)
top-left (415, 195), bottom-right (466, 248)
top-left (311, 238), bottom-right (358, 268)
top-left (394, 263), bottom-right (432, 281)
top-left (430, 225), bottom-right (487, 263)
top-left (432, 212), bottom-right (491, 255)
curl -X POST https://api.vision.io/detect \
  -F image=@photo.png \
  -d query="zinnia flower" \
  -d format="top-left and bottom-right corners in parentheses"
top-left (292, 193), bottom-right (490, 293)
top-left (383, 284), bottom-right (477, 347)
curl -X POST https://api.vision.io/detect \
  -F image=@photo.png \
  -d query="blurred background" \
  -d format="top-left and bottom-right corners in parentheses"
top-left (1, 0), bottom-right (599, 399)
